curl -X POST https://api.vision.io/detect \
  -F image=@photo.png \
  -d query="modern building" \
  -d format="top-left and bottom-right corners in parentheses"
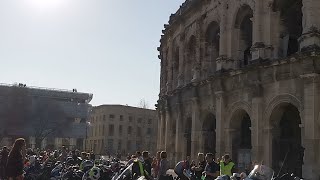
top-left (0, 83), bottom-right (93, 150)
top-left (86, 105), bottom-right (158, 156)
top-left (157, 0), bottom-right (320, 179)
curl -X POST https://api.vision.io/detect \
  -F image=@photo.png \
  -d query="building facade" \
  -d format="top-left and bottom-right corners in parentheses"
top-left (87, 105), bottom-right (158, 156)
top-left (0, 83), bottom-right (93, 150)
top-left (157, 0), bottom-right (320, 179)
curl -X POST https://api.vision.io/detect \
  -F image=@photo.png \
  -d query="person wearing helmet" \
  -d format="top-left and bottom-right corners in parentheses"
top-left (80, 160), bottom-right (94, 172)
top-left (83, 166), bottom-right (101, 180)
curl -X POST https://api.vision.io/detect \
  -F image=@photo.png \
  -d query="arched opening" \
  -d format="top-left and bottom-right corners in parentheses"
top-left (273, 0), bottom-right (302, 57)
top-left (202, 113), bottom-right (216, 154)
top-left (205, 22), bottom-right (220, 75)
top-left (270, 103), bottom-right (303, 177)
top-left (229, 110), bottom-right (252, 172)
top-left (185, 36), bottom-right (196, 83)
top-left (234, 5), bottom-right (253, 67)
top-left (184, 117), bottom-right (192, 156)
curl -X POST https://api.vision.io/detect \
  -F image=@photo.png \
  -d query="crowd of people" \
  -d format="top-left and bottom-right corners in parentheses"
top-left (0, 138), bottom-right (254, 180)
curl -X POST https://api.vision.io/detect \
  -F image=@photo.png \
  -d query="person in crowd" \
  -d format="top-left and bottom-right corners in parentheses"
top-left (59, 146), bottom-right (68, 161)
top-left (0, 146), bottom-right (9, 179)
top-left (220, 154), bottom-right (236, 176)
top-left (126, 155), bottom-right (137, 166)
top-left (191, 153), bottom-right (206, 179)
top-left (142, 151), bottom-right (152, 178)
top-left (136, 151), bottom-right (143, 162)
top-left (152, 151), bottom-right (161, 178)
top-left (158, 151), bottom-right (169, 180)
top-left (90, 151), bottom-right (95, 161)
top-left (174, 156), bottom-right (191, 180)
top-left (203, 153), bottom-right (219, 180)
top-left (6, 138), bottom-right (26, 180)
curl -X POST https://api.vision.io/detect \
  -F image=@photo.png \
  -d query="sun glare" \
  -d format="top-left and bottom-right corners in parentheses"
top-left (28, 0), bottom-right (65, 10)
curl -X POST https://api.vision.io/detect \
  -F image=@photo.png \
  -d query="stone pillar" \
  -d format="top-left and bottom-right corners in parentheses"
top-left (159, 109), bottom-right (166, 150)
top-left (251, 98), bottom-right (264, 162)
top-left (215, 91), bottom-right (225, 158)
top-left (191, 97), bottom-right (201, 160)
top-left (178, 42), bottom-right (185, 88)
top-left (263, 126), bottom-right (274, 167)
top-left (217, 1), bottom-right (234, 71)
top-left (175, 102), bottom-right (184, 164)
top-left (224, 128), bottom-right (236, 157)
top-left (166, 40), bottom-right (173, 92)
top-left (251, 0), bottom-right (271, 61)
top-left (299, 0), bottom-right (320, 52)
top-left (164, 106), bottom-right (171, 151)
top-left (192, 22), bottom-right (202, 82)
top-left (301, 73), bottom-right (320, 179)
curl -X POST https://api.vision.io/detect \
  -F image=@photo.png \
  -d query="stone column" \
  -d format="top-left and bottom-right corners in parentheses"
top-left (301, 73), bottom-right (320, 179)
top-left (164, 106), bottom-right (171, 151)
top-left (178, 42), bottom-right (185, 88)
top-left (158, 109), bottom-right (166, 150)
top-left (224, 128), bottom-right (236, 156)
top-left (299, 0), bottom-right (320, 51)
top-left (251, 0), bottom-right (271, 61)
top-left (217, 1), bottom-right (233, 71)
top-left (192, 21), bottom-right (202, 82)
top-left (175, 102), bottom-right (183, 164)
top-left (166, 43), bottom-right (173, 93)
top-left (215, 91), bottom-right (225, 158)
top-left (263, 126), bottom-right (274, 167)
top-left (191, 96), bottom-right (201, 160)
top-left (251, 98), bottom-right (264, 162)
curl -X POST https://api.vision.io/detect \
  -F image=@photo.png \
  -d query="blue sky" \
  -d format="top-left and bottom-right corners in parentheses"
top-left (0, 0), bottom-right (184, 108)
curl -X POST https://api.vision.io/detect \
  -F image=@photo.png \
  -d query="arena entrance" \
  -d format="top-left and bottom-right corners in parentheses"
top-left (270, 103), bottom-right (303, 177)
top-left (229, 110), bottom-right (252, 172)
top-left (202, 113), bottom-right (216, 154)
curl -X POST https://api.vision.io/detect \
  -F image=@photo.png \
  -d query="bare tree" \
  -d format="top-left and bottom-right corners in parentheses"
top-left (31, 98), bottom-right (69, 149)
top-left (138, 98), bottom-right (149, 109)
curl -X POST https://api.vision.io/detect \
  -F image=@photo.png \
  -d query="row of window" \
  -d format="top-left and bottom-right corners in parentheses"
top-left (91, 115), bottom-right (153, 124)
top-left (89, 139), bottom-right (154, 153)
top-left (90, 124), bottom-right (152, 137)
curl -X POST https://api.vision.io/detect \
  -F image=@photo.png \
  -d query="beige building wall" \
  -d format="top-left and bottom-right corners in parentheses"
top-left (86, 105), bottom-right (158, 156)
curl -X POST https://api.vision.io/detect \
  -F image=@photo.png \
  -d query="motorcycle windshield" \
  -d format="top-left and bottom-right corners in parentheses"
top-left (248, 165), bottom-right (274, 180)
top-left (112, 163), bottom-right (133, 180)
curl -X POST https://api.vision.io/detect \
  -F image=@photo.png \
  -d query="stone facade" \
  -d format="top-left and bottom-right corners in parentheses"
top-left (157, 0), bottom-right (320, 179)
top-left (87, 105), bottom-right (158, 156)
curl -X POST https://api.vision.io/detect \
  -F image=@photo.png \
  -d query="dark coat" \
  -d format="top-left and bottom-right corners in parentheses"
top-left (6, 151), bottom-right (24, 178)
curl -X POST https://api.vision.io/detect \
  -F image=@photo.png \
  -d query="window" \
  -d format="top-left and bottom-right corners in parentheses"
top-left (137, 127), bottom-right (141, 137)
top-left (128, 126), bottom-right (132, 135)
top-left (120, 115), bottom-right (123, 121)
top-left (109, 124), bottom-right (114, 136)
top-left (129, 116), bottom-right (133, 122)
top-left (147, 128), bottom-right (152, 135)
top-left (109, 114), bottom-right (115, 119)
top-left (107, 139), bottom-right (113, 152)
top-left (127, 141), bottom-right (131, 151)
top-left (118, 140), bottom-right (122, 150)
top-left (103, 115), bottom-right (106, 121)
top-left (148, 119), bottom-right (152, 124)
top-left (136, 141), bottom-right (141, 150)
top-left (137, 118), bottom-right (142, 123)
top-left (119, 125), bottom-right (123, 135)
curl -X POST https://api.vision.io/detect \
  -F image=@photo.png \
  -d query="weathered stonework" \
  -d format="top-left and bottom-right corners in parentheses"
top-left (157, 0), bottom-right (320, 179)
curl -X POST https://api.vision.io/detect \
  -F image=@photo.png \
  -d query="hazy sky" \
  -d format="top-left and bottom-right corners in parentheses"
top-left (0, 0), bottom-right (184, 108)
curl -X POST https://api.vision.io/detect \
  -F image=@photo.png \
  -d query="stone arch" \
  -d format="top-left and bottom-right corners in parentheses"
top-left (233, 4), bottom-right (254, 67)
top-left (272, 0), bottom-right (302, 57)
top-left (225, 101), bottom-right (252, 129)
top-left (225, 104), bottom-right (253, 171)
top-left (185, 35), bottom-right (197, 83)
top-left (201, 112), bottom-right (216, 154)
top-left (264, 94), bottom-right (302, 127)
top-left (266, 102), bottom-right (303, 177)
